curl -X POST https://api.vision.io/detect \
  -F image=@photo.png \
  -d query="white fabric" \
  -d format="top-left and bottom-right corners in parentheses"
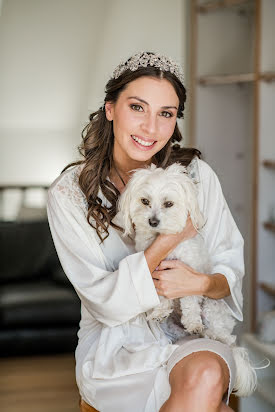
top-left (46, 157), bottom-right (244, 411)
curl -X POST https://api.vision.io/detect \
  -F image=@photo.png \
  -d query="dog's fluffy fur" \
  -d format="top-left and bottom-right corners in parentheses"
top-left (116, 162), bottom-right (257, 397)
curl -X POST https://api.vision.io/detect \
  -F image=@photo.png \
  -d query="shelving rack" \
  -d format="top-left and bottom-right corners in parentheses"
top-left (189, 1), bottom-right (274, 409)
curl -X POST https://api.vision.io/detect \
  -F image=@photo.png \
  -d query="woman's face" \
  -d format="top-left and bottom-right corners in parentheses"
top-left (105, 76), bottom-right (179, 168)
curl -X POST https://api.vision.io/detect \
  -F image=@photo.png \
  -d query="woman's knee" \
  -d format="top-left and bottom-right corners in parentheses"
top-left (169, 351), bottom-right (229, 397)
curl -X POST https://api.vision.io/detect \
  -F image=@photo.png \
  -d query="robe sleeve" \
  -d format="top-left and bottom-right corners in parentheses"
top-left (198, 159), bottom-right (245, 321)
top-left (46, 187), bottom-right (160, 328)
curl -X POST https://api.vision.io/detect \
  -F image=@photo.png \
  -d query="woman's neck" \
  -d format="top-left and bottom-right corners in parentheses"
top-left (110, 156), bottom-right (156, 190)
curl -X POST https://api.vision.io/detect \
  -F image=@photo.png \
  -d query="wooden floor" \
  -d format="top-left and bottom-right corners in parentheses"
top-left (0, 353), bottom-right (80, 412)
top-left (0, 353), bottom-right (239, 411)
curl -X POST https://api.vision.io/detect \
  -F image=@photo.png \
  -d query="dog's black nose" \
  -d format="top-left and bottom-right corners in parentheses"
top-left (149, 217), bottom-right (160, 227)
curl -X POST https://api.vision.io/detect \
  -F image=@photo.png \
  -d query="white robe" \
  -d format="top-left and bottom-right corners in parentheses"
top-left (46, 157), bottom-right (244, 412)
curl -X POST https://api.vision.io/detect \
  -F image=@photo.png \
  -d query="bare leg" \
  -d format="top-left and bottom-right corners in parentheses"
top-left (159, 351), bottom-right (231, 412)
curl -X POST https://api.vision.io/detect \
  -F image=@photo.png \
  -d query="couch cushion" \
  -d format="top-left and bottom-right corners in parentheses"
top-left (0, 280), bottom-right (80, 327)
top-left (0, 220), bottom-right (53, 283)
top-left (0, 326), bottom-right (79, 356)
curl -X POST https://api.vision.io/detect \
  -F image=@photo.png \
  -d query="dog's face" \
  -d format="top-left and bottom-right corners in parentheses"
top-left (117, 163), bottom-right (205, 237)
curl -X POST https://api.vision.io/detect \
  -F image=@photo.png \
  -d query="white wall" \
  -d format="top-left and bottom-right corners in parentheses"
top-left (0, 0), bottom-right (106, 186)
top-left (0, 0), bottom-right (186, 190)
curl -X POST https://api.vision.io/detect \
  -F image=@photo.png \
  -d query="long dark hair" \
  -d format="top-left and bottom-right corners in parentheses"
top-left (62, 56), bottom-right (201, 243)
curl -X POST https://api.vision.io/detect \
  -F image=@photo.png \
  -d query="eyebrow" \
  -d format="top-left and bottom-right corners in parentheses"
top-left (127, 96), bottom-right (178, 110)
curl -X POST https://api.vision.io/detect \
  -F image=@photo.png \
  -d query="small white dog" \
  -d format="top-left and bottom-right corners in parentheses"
top-left (116, 162), bottom-right (257, 397)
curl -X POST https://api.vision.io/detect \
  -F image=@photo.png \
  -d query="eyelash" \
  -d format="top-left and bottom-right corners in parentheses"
top-left (130, 104), bottom-right (173, 118)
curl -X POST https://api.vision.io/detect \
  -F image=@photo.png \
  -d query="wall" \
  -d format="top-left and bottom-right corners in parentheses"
top-left (0, 0), bottom-right (105, 187)
top-left (0, 0), bottom-right (186, 218)
top-left (0, 0), bottom-right (186, 184)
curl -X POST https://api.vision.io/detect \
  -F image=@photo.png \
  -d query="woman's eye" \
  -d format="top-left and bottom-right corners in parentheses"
top-left (164, 201), bottom-right (174, 208)
top-left (130, 104), bottom-right (172, 118)
top-left (130, 104), bottom-right (143, 112)
top-left (141, 198), bottom-right (150, 206)
top-left (161, 111), bottom-right (173, 118)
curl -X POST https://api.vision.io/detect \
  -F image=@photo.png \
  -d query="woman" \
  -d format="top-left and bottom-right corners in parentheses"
top-left (47, 52), bottom-right (244, 412)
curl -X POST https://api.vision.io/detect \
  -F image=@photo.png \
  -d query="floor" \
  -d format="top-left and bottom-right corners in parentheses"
top-left (0, 353), bottom-right (80, 412)
top-left (0, 353), bottom-right (239, 411)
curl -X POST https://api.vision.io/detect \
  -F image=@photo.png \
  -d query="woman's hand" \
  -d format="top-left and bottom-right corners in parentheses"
top-left (144, 215), bottom-right (199, 275)
top-left (179, 214), bottom-right (199, 241)
top-left (152, 259), bottom-right (209, 299)
top-left (157, 215), bottom-right (198, 247)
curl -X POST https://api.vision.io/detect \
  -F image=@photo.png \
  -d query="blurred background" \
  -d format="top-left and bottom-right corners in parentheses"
top-left (0, 0), bottom-right (274, 411)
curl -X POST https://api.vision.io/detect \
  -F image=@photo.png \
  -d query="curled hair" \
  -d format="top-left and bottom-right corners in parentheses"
top-left (62, 58), bottom-right (201, 243)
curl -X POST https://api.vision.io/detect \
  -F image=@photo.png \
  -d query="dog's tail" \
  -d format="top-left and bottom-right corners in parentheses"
top-left (232, 346), bottom-right (258, 397)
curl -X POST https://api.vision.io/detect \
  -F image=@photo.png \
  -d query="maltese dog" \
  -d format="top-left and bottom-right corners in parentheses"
top-left (116, 162), bottom-right (258, 397)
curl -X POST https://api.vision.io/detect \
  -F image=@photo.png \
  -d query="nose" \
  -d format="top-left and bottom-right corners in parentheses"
top-left (149, 217), bottom-right (160, 227)
top-left (142, 112), bottom-right (158, 136)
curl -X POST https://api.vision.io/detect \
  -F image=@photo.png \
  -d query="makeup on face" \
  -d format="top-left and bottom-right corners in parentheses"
top-left (108, 77), bottom-right (179, 170)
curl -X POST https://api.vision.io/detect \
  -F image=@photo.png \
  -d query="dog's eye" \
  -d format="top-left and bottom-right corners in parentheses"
top-left (164, 201), bottom-right (174, 208)
top-left (141, 198), bottom-right (150, 206)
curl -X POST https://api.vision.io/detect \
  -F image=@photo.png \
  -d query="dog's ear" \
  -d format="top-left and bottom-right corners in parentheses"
top-left (173, 165), bottom-right (205, 230)
top-left (186, 185), bottom-right (206, 231)
top-left (117, 186), bottom-right (135, 237)
top-left (117, 166), bottom-right (153, 237)
top-left (176, 171), bottom-right (206, 231)
top-left (166, 163), bottom-right (206, 230)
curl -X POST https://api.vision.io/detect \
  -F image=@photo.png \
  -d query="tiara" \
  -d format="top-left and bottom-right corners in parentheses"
top-left (112, 51), bottom-right (184, 85)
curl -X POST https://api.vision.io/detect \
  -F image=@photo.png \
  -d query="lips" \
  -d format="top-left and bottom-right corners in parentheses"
top-left (131, 135), bottom-right (157, 150)
top-left (130, 135), bottom-right (157, 151)
top-left (132, 134), bottom-right (156, 143)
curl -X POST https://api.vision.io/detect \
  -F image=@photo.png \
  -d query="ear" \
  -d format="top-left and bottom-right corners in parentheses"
top-left (177, 172), bottom-right (206, 231)
top-left (187, 188), bottom-right (206, 230)
top-left (185, 179), bottom-right (206, 230)
top-left (117, 185), bottom-right (135, 237)
top-left (105, 101), bottom-right (114, 121)
top-left (116, 166), bottom-right (153, 237)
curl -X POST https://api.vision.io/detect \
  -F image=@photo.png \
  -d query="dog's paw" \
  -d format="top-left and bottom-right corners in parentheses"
top-left (201, 329), bottom-right (216, 341)
top-left (146, 308), bottom-right (172, 322)
top-left (182, 317), bottom-right (204, 334)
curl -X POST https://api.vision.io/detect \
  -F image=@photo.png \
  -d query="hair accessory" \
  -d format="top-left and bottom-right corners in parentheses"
top-left (112, 51), bottom-right (184, 85)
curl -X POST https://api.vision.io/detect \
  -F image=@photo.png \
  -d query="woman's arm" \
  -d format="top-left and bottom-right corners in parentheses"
top-left (144, 215), bottom-right (198, 274)
top-left (199, 159), bottom-right (245, 320)
top-left (151, 260), bottom-right (230, 300)
top-left (47, 187), bottom-right (161, 327)
top-left (149, 159), bottom-right (244, 321)
top-left (204, 273), bottom-right (230, 299)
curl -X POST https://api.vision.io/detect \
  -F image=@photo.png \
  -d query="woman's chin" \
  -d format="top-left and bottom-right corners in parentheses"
top-left (127, 150), bottom-right (157, 164)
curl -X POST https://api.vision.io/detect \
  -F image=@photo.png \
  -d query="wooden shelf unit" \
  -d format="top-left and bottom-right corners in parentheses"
top-left (198, 72), bottom-right (256, 85)
top-left (260, 72), bottom-right (275, 82)
top-left (190, 2), bottom-right (275, 408)
top-left (197, 72), bottom-right (275, 86)
top-left (263, 221), bottom-right (275, 232)
top-left (259, 282), bottom-right (275, 297)
top-left (263, 160), bottom-right (275, 169)
top-left (197, 0), bottom-right (253, 14)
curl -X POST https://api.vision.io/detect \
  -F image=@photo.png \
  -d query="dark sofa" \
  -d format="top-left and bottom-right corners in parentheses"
top-left (0, 187), bottom-right (81, 357)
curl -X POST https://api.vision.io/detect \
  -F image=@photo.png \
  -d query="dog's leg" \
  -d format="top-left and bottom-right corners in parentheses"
top-left (146, 297), bottom-right (174, 321)
top-left (180, 296), bottom-right (204, 334)
top-left (201, 298), bottom-right (236, 345)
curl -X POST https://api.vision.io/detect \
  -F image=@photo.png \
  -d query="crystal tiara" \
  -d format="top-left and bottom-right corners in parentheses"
top-left (112, 51), bottom-right (184, 85)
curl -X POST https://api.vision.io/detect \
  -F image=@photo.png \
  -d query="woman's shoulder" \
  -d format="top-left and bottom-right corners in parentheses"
top-left (186, 157), bottom-right (223, 205)
top-left (183, 156), bottom-right (210, 182)
top-left (190, 157), bottom-right (219, 183)
top-left (48, 163), bottom-right (87, 208)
